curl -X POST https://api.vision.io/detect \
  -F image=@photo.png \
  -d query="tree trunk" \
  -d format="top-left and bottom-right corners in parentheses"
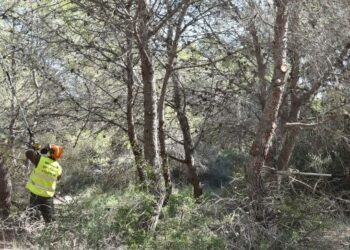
top-left (249, 21), bottom-right (267, 109)
top-left (0, 157), bottom-right (12, 219)
top-left (158, 114), bottom-right (172, 202)
top-left (276, 101), bottom-right (301, 172)
top-left (246, 0), bottom-right (290, 219)
top-left (246, 86), bottom-right (286, 212)
top-left (158, 26), bottom-right (175, 203)
top-left (125, 4), bottom-right (145, 183)
top-left (173, 73), bottom-right (203, 198)
top-left (136, 0), bottom-right (165, 231)
top-left (276, 101), bottom-right (301, 189)
top-left (8, 69), bottom-right (18, 169)
top-left (126, 56), bottom-right (145, 183)
top-left (157, 0), bottom-right (191, 203)
top-left (136, 1), bottom-right (161, 176)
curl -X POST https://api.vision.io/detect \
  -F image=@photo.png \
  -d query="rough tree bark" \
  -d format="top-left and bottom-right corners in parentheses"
top-left (158, 0), bottom-right (191, 203)
top-left (136, 0), bottom-right (165, 231)
top-left (276, 103), bottom-right (301, 169)
top-left (276, 9), bottom-right (302, 182)
top-left (126, 45), bottom-right (145, 183)
top-left (125, 1), bottom-right (145, 183)
top-left (8, 55), bottom-right (19, 168)
top-left (9, 95), bottom-right (18, 168)
top-left (173, 73), bottom-right (203, 198)
top-left (249, 12), bottom-right (267, 109)
top-left (246, 0), bottom-right (290, 218)
top-left (0, 156), bottom-right (12, 219)
top-left (158, 16), bottom-right (176, 203)
top-left (136, 0), bottom-right (162, 178)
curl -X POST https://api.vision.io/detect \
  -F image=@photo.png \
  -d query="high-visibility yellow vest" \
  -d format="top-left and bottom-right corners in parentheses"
top-left (26, 156), bottom-right (62, 198)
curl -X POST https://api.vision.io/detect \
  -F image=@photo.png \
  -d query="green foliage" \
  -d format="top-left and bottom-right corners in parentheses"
top-left (58, 131), bottom-right (133, 194)
top-left (144, 192), bottom-right (226, 250)
top-left (33, 186), bottom-right (225, 249)
top-left (201, 150), bottom-right (248, 188)
top-left (35, 185), bottom-right (150, 248)
top-left (271, 195), bottom-right (338, 249)
top-left (10, 181), bottom-right (350, 250)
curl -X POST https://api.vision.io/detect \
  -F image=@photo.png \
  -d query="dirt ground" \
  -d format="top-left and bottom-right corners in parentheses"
top-left (304, 224), bottom-right (350, 250)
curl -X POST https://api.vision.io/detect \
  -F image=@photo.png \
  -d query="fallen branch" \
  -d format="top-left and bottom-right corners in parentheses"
top-left (285, 121), bottom-right (324, 128)
top-left (262, 166), bottom-right (342, 178)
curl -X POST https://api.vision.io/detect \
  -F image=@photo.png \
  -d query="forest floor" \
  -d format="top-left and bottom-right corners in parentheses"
top-left (2, 219), bottom-right (350, 249)
top-left (0, 196), bottom-right (72, 250)
top-left (305, 223), bottom-right (350, 249)
top-left (2, 226), bottom-right (350, 249)
top-left (0, 240), bottom-right (12, 249)
top-left (319, 225), bottom-right (350, 249)
top-left (0, 228), bottom-right (16, 249)
top-left (2, 193), bottom-right (350, 249)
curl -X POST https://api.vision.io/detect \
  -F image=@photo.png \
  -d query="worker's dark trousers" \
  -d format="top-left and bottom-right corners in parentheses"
top-left (28, 193), bottom-right (55, 223)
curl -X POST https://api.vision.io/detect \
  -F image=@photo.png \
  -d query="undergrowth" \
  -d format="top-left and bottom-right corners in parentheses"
top-left (34, 185), bottom-right (226, 249)
top-left (3, 179), bottom-right (350, 249)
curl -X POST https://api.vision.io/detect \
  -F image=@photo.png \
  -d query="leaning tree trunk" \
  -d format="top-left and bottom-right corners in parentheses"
top-left (0, 157), bottom-right (12, 219)
top-left (173, 74), bottom-right (203, 198)
top-left (246, 0), bottom-right (290, 219)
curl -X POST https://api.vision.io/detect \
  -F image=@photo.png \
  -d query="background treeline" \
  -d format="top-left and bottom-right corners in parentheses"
top-left (0, 0), bottom-right (350, 249)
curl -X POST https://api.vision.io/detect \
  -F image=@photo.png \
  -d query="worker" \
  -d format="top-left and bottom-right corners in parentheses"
top-left (25, 144), bottom-right (63, 223)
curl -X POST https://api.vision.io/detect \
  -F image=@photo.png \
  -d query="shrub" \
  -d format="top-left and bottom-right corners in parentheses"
top-left (200, 150), bottom-right (248, 188)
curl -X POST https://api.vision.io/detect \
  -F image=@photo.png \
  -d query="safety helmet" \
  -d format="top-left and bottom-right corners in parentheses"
top-left (50, 144), bottom-right (64, 160)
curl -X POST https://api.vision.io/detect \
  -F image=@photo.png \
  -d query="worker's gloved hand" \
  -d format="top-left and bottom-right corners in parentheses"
top-left (30, 143), bottom-right (42, 151)
top-left (40, 144), bottom-right (51, 155)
